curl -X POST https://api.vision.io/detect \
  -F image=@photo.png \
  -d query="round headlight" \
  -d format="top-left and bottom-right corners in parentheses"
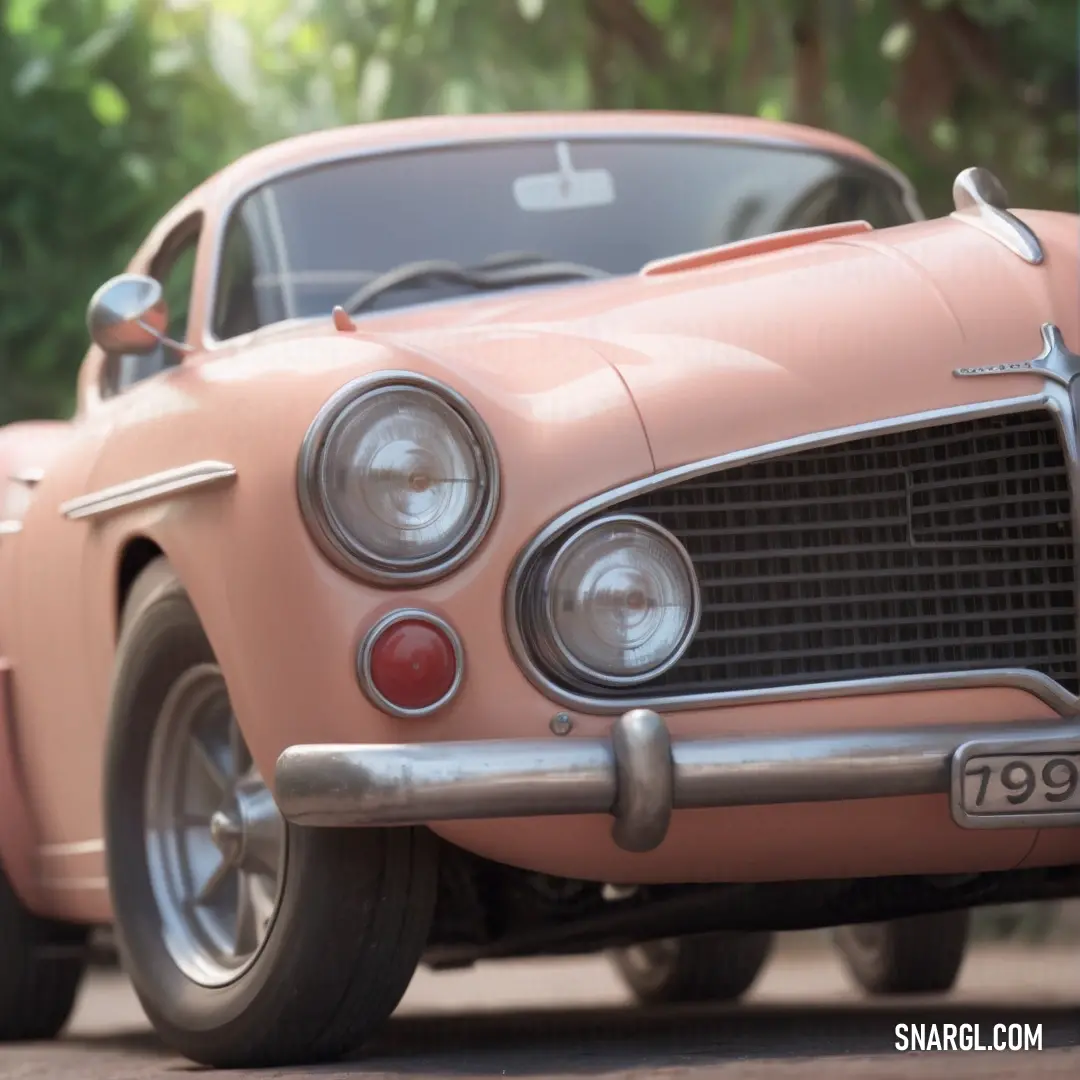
top-left (298, 374), bottom-right (499, 583)
top-left (537, 514), bottom-right (700, 687)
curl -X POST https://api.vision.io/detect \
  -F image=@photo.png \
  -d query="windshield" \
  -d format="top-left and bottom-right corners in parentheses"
top-left (211, 137), bottom-right (915, 338)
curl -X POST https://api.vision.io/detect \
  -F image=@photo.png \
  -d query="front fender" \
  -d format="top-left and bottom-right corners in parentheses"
top-left (0, 661), bottom-right (42, 910)
top-left (78, 328), bottom-right (652, 789)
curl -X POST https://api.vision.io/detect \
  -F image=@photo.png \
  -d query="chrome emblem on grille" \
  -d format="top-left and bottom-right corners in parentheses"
top-left (955, 324), bottom-right (1080, 387)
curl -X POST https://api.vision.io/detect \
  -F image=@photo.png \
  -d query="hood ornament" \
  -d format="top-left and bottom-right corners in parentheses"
top-left (954, 324), bottom-right (1080, 387)
top-left (950, 166), bottom-right (1044, 265)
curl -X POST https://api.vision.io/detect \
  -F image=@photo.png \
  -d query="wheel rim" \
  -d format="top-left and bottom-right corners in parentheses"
top-left (622, 938), bottom-right (680, 976)
top-left (846, 923), bottom-right (887, 952)
top-left (144, 663), bottom-right (286, 987)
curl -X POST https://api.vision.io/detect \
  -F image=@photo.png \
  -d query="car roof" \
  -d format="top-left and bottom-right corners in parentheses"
top-left (205, 111), bottom-right (896, 204)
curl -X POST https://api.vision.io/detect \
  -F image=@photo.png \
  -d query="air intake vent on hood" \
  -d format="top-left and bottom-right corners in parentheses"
top-left (641, 220), bottom-right (873, 277)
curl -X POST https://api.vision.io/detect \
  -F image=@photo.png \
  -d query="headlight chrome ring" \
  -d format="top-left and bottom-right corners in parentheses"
top-left (297, 371), bottom-right (500, 586)
top-left (528, 513), bottom-right (701, 690)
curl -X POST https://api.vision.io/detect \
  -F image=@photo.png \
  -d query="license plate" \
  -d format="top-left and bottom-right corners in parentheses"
top-left (951, 737), bottom-right (1080, 829)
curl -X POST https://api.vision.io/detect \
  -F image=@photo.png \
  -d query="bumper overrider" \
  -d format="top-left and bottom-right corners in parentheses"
top-left (274, 711), bottom-right (1080, 852)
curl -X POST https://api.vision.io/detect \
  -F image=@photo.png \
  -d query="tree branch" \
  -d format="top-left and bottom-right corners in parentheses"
top-left (791, 0), bottom-right (826, 128)
top-left (585, 0), bottom-right (669, 71)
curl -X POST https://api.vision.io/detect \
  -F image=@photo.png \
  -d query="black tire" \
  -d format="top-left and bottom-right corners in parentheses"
top-left (103, 558), bottom-right (438, 1068)
top-left (0, 866), bottom-right (87, 1041)
top-left (833, 910), bottom-right (970, 995)
top-left (610, 931), bottom-right (773, 1006)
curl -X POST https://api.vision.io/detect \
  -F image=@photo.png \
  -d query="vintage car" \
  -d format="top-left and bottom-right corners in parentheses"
top-left (0, 111), bottom-right (1077, 1066)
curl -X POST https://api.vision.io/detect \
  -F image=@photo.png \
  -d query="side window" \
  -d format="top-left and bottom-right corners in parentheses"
top-left (212, 200), bottom-right (288, 339)
top-left (101, 220), bottom-right (202, 398)
top-left (158, 237), bottom-right (198, 353)
top-left (782, 171), bottom-right (914, 231)
top-left (213, 215), bottom-right (260, 339)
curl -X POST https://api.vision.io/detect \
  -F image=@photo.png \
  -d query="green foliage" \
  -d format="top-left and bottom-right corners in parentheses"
top-left (0, 0), bottom-right (253, 423)
top-left (1, 0), bottom-right (1076, 422)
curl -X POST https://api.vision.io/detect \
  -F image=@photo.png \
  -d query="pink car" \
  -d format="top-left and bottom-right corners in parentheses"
top-left (1, 112), bottom-right (1077, 1067)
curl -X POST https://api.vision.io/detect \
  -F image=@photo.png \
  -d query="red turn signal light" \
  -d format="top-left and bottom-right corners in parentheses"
top-left (360, 610), bottom-right (463, 717)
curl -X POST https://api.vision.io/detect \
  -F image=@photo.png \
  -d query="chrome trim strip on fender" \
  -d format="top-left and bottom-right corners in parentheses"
top-left (60, 461), bottom-right (237, 522)
top-left (39, 839), bottom-right (106, 857)
top-left (950, 166), bottom-right (1044, 265)
top-left (41, 876), bottom-right (109, 891)
top-left (505, 391), bottom-right (1080, 715)
top-left (275, 712), bottom-right (1080, 852)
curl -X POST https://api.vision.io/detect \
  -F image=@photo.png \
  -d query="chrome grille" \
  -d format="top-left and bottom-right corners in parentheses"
top-left (565, 409), bottom-right (1079, 698)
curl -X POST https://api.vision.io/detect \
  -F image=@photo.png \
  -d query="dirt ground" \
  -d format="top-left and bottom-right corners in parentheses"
top-left (3, 938), bottom-right (1077, 1079)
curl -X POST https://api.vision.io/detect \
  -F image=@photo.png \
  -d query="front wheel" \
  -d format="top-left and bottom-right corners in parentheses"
top-left (610, 931), bottom-right (774, 1005)
top-left (103, 558), bottom-right (438, 1067)
top-left (833, 910), bottom-right (970, 996)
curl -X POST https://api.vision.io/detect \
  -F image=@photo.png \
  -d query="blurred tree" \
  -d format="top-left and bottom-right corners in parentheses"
top-left (0, 0), bottom-right (253, 422)
top-left (1, 0), bottom-right (1076, 421)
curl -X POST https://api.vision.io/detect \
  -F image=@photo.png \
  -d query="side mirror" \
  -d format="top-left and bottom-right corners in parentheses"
top-left (87, 274), bottom-right (167, 355)
top-left (86, 274), bottom-right (192, 355)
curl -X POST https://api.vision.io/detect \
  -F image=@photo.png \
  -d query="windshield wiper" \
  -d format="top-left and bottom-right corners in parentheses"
top-left (341, 253), bottom-right (609, 315)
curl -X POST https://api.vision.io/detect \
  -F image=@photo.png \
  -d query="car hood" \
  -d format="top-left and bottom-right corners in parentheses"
top-left (359, 211), bottom-right (1072, 472)
top-left (219, 211), bottom-right (1076, 474)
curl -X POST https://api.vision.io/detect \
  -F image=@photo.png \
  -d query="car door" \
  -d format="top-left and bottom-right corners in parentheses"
top-left (9, 217), bottom-right (203, 910)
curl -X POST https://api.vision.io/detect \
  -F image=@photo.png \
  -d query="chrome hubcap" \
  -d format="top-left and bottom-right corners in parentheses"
top-left (209, 810), bottom-right (243, 860)
top-left (623, 938), bottom-right (679, 974)
top-left (848, 923), bottom-right (886, 951)
top-left (145, 664), bottom-right (286, 987)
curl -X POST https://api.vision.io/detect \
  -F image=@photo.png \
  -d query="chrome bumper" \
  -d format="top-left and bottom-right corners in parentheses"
top-left (273, 710), bottom-right (1080, 853)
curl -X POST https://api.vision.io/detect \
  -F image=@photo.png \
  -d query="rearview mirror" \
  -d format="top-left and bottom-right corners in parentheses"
top-left (513, 141), bottom-right (616, 213)
top-left (87, 274), bottom-right (170, 355)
